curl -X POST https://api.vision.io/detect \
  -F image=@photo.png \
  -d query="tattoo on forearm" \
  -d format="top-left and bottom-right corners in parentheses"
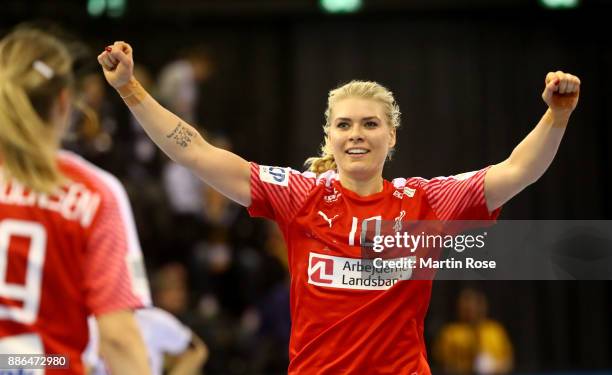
top-left (166, 122), bottom-right (195, 148)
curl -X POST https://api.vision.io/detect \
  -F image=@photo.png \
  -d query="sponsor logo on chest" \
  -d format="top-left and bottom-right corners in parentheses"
top-left (394, 187), bottom-right (416, 200)
top-left (323, 187), bottom-right (342, 203)
top-left (307, 252), bottom-right (414, 291)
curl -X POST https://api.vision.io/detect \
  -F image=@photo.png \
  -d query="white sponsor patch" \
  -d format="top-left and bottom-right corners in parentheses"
top-left (260, 166), bottom-right (289, 187)
top-left (324, 188), bottom-right (341, 203)
top-left (452, 170), bottom-right (477, 181)
top-left (403, 187), bottom-right (416, 198)
top-left (308, 252), bottom-right (415, 290)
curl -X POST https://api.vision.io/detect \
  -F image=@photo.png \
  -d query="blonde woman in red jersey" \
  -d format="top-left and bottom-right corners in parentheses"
top-left (99, 42), bottom-right (580, 374)
top-left (0, 29), bottom-right (151, 374)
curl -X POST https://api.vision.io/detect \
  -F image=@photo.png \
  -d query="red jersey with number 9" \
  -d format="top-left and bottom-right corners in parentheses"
top-left (248, 163), bottom-right (500, 375)
top-left (0, 151), bottom-right (150, 375)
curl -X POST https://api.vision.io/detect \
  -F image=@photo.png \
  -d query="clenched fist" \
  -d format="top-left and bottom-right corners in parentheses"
top-left (542, 71), bottom-right (580, 116)
top-left (97, 41), bottom-right (134, 89)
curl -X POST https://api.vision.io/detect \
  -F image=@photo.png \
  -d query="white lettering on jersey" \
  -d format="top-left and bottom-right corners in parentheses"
top-left (260, 166), bottom-right (289, 187)
top-left (0, 174), bottom-right (101, 228)
top-left (348, 216), bottom-right (382, 247)
top-left (317, 211), bottom-right (339, 228)
top-left (0, 220), bottom-right (46, 325)
top-left (308, 252), bottom-right (414, 291)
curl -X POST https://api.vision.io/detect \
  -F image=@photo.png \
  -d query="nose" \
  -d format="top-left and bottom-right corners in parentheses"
top-left (348, 124), bottom-right (364, 143)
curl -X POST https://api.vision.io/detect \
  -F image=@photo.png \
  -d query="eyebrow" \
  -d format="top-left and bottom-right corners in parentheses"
top-left (335, 117), bottom-right (381, 122)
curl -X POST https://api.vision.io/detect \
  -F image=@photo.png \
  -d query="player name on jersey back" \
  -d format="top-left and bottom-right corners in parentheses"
top-left (0, 176), bottom-right (100, 228)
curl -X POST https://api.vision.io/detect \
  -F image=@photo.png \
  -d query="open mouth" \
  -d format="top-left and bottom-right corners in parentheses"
top-left (345, 148), bottom-right (370, 155)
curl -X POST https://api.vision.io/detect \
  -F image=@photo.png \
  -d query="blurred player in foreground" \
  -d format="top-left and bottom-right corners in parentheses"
top-left (98, 41), bottom-right (579, 374)
top-left (84, 306), bottom-right (208, 375)
top-left (0, 28), bottom-right (151, 374)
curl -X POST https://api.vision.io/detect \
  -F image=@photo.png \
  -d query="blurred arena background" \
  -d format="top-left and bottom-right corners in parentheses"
top-left (2, 0), bottom-right (611, 374)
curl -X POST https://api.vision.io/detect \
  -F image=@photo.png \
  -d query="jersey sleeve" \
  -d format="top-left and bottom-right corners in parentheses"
top-left (420, 166), bottom-right (501, 221)
top-left (83, 172), bottom-right (152, 316)
top-left (248, 163), bottom-right (316, 224)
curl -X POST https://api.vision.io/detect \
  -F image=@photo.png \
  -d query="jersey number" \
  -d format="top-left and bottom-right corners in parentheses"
top-left (348, 216), bottom-right (382, 247)
top-left (0, 219), bottom-right (47, 324)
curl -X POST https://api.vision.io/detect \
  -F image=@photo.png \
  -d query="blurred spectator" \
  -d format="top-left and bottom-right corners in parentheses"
top-left (263, 220), bottom-right (288, 269)
top-left (434, 288), bottom-right (514, 375)
top-left (162, 133), bottom-right (240, 264)
top-left (67, 68), bottom-right (121, 173)
top-left (130, 64), bottom-right (161, 168)
top-left (158, 47), bottom-right (213, 123)
top-left (250, 221), bottom-right (290, 373)
top-left (158, 46), bottom-right (218, 234)
top-left (162, 159), bottom-right (205, 218)
top-left (162, 133), bottom-right (237, 221)
top-left (152, 263), bottom-right (191, 317)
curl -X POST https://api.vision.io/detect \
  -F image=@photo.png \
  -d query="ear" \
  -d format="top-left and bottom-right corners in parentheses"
top-left (388, 127), bottom-right (396, 149)
top-left (57, 88), bottom-right (71, 114)
top-left (323, 136), bottom-right (333, 155)
top-left (51, 88), bottom-right (72, 122)
top-left (50, 88), bottom-right (72, 139)
top-left (324, 134), bottom-right (332, 148)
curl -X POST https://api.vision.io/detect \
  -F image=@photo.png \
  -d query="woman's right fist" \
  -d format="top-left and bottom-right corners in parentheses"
top-left (97, 41), bottom-right (134, 89)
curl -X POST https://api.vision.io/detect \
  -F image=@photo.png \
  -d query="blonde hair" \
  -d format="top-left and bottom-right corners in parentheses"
top-left (305, 80), bottom-right (401, 175)
top-left (0, 28), bottom-right (73, 193)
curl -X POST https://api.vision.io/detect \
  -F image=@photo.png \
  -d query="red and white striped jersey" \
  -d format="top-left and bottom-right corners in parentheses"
top-left (248, 163), bottom-right (500, 375)
top-left (0, 151), bottom-right (150, 375)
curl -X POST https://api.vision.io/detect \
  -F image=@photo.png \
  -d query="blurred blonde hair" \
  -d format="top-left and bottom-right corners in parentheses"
top-left (305, 80), bottom-right (401, 175)
top-left (0, 27), bottom-right (73, 193)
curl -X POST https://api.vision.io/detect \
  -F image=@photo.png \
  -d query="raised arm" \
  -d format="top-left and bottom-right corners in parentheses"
top-left (484, 71), bottom-right (580, 211)
top-left (97, 42), bottom-right (251, 206)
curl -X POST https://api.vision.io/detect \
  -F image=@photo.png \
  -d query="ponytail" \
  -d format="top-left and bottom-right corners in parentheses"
top-left (0, 28), bottom-right (73, 193)
top-left (305, 152), bottom-right (336, 175)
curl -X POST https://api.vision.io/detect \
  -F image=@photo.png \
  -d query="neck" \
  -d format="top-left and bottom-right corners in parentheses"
top-left (338, 173), bottom-right (384, 196)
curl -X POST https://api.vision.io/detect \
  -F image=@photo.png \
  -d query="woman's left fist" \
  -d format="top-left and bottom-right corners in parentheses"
top-left (542, 71), bottom-right (580, 115)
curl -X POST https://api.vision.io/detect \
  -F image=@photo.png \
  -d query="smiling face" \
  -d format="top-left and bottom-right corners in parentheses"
top-left (327, 97), bottom-right (396, 181)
